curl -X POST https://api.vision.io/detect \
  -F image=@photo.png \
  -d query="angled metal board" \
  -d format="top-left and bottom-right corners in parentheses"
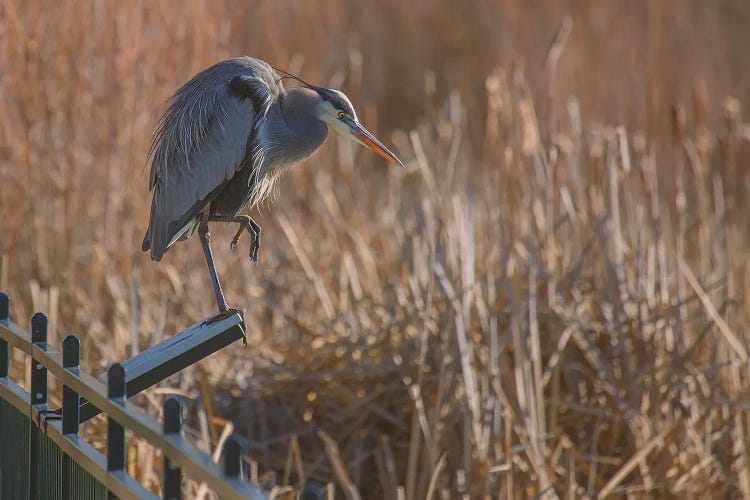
top-left (79, 313), bottom-right (245, 422)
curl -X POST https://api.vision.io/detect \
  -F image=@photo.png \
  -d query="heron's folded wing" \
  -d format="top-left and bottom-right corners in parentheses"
top-left (144, 72), bottom-right (273, 260)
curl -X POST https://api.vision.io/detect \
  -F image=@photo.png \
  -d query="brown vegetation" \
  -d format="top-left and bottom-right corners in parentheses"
top-left (2, 1), bottom-right (750, 498)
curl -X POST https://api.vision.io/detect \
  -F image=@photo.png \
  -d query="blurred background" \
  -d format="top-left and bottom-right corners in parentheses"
top-left (2, 1), bottom-right (750, 498)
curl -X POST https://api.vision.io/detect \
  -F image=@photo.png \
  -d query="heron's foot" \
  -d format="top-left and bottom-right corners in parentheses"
top-left (203, 307), bottom-right (247, 347)
top-left (230, 228), bottom-right (260, 263)
top-left (229, 219), bottom-right (261, 264)
top-left (249, 235), bottom-right (260, 263)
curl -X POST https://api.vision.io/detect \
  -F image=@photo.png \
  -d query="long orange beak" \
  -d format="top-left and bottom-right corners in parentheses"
top-left (351, 123), bottom-right (405, 168)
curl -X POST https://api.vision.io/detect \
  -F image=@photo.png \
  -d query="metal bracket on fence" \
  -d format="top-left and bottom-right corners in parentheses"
top-left (31, 313), bottom-right (49, 406)
top-left (79, 313), bottom-right (245, 423)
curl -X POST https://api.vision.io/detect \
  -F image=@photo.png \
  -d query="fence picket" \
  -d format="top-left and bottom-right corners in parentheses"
top-left (163, 397), bottom-right (183, 500)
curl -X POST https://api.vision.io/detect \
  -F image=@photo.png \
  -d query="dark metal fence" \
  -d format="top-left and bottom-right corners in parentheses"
top-left (0, 291), bottom-right (267, 499)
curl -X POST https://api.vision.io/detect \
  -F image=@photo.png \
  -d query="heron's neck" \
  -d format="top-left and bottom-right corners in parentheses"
top-left (264, 87), bottom-right (328, 168)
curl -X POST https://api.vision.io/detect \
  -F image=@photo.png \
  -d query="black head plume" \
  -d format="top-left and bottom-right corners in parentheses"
top-left (271, 65), bottom-right (356, 117)
top-left (271, 65), bottom-right (314, 88)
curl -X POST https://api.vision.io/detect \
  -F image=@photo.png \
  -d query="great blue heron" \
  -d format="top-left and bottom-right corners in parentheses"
top-left (142, 57), bottom-right (404, 319)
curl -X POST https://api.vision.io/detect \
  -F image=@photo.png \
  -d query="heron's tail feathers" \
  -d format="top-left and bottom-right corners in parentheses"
top-left (142, 197), bottom-right (169, 261)
top-left (141, 231), bottom-right (151, 253)
top-left (141, 227), bottom-right (164, 261)
top-left (142, 217), bottom-right (198, 262)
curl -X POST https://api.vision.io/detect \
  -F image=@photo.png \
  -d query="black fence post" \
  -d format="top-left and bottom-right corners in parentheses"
top-left (224, 435), bottom-right (247, 479)
top-left (0, 293), bottom-right (11, 498)
top-left (0, 292), bottom-right (8, 320)
top-left (62, 335), bottom-right (80, 435)
top-left (107, 363), bottom-right (127, 500)
top-left (30, 312), bottom-right (49, 500)
top-left (163, 397), bottom-right (183, 500)
top-left (61, 335), bottom-right (81, 500)
top-left (31, 313), bottom-right (48, 405)
top-left (0, 293), bottom-right (10, 378)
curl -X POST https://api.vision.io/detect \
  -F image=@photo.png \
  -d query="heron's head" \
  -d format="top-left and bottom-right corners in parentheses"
top-left (310, 86), bottom-right (405, 168)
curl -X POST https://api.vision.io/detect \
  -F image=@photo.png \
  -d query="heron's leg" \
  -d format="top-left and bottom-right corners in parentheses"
top-left (198, 221), bottom-right (229, 312)
top-left (198, 220), bottom-right (248, 347)
top-left (208, 215), bottom-right (261, 263)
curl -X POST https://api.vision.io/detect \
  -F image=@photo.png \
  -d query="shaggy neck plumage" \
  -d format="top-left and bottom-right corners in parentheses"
top-left (263, 87), bottom-right (328, 170)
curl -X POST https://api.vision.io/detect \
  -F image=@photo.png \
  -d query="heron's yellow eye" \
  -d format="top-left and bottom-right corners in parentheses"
top-left (337, 111), bottom-right (346, 119)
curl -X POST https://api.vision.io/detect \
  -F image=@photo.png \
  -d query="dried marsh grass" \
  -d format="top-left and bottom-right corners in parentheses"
top-left (2, 1), bottom-right (750, 498)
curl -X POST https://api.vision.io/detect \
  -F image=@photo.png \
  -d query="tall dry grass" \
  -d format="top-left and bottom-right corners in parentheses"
top-left (2, 1), bottom-right (750, 498)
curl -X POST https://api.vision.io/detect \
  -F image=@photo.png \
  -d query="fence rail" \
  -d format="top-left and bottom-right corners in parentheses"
top-left (0, 291), bottom-right (268, 499)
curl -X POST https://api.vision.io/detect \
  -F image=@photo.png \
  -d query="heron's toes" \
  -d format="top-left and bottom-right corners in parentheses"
top-left (204, 307), bottom-right (247, 346)
top-left (226, 307), bottom-right (247, 346)
top-left (250, 239), bottom-right (260, 263)
top-left (230, 230), bottom-right (243, 251)
top-left (226, 307), bottom-right (245, 324)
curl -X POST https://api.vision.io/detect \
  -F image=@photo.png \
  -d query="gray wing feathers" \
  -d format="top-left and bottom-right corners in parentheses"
top-left (142, 57), bottom-right (279, 260)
